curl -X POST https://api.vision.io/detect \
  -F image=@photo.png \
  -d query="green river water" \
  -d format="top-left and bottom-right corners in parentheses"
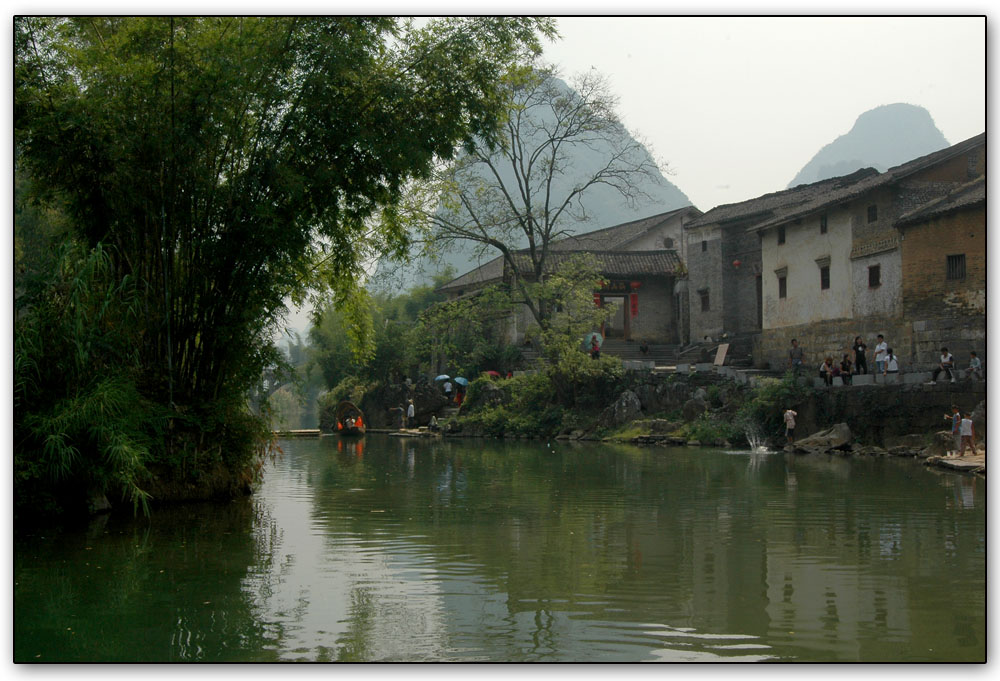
top-left (14, 436), bottom-right (985, 662)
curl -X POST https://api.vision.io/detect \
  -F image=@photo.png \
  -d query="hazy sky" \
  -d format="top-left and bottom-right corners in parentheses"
top-left (541, 16), bottom-right (986, 211)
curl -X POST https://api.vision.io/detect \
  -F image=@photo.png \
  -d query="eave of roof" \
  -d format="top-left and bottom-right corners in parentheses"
top-left (896, 176), bottom-right (986, 228)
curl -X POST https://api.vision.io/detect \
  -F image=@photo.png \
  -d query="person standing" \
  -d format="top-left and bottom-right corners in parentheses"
top-left (443, 380), bottom-right (453, 399)
top-left (964, 351), bottom-right (983, 381)
top-left (783, 408), bottom-right (798, 444)
top-left (406, 399), bottom-right (415, 429)
top-left (852, 336), bottom-right (868, 375)
top-left (958, 412), bottom-right (976, 456)
top-left (788, 339), bottom-right (804, 375)
top-left (929, 347), bottom-right (955, 384)
top-left (590, 335), bottom-right (601, 360)
top-left (944, 405), bottom-right (961, 455)
top-left (873, 334), bottom-right (888, 374)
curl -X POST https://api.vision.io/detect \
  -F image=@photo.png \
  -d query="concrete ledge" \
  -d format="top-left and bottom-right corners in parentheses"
top-left (623, 360), bottom-right (655, 371)
top-left (695, 363), bottom-right (713, 372)
top-left (903, 371), bottom-right (933, 384)
top-left (877, 373), bottom-right (902, 384)
top-left (853, 374), bottom-right (875, 386)
top-left (676, 363), bottom-right (690, 373)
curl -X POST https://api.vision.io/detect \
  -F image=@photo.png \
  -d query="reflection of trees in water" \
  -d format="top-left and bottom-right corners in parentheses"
top-left (304, 437), bottom-right (984, 661)
top-left (15, 498), bottom-right (277, 662)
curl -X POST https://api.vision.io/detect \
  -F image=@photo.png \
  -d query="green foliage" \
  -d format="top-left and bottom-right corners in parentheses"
top-left (463, 375), bottom-right (565, 438)
top-left (734, 373), bottom-right (811, 440)
top-left (15, 17), bottom-right (554, 512)
top-left (672, 413), bottom-right (741, 445)
top-left (14, 242), bottom-right (154, 516)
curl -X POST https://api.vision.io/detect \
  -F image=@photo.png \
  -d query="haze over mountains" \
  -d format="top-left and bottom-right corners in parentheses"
top-left (373, 101), bottom-right (950, 296)
top-left (787, 103), bottom-right (950, 188)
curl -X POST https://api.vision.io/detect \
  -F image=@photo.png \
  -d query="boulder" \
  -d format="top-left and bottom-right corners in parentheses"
top-left (793, 423), bottom-right (852, 453)
top-left (682, 397), bottom-right (707, 422)
top-left (598, 390), bottom-right (643, 429)
top-left (922, 430), bottom-right (956, 458)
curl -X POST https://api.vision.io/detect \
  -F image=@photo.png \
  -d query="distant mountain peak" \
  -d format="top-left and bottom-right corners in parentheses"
top-left (788, 103), bottom-right (949, 188)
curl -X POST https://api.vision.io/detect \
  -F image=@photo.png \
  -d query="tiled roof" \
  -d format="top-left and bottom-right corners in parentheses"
top-left (747, 132), bottom-right (986, 233)
top-left (548, 206), bottom-right (700, 252)
top-left (510, 249), bottom-right (683, 277)
top-left (686, 168), bottom-right (879, 228)
top-left (896, 176), bottom-right (986, 227)
top-left (436, 207), bottom-right (699, 293)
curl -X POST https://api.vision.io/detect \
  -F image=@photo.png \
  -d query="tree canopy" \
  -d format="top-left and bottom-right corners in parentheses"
top-left (14, 16), bottom-right (555, 513)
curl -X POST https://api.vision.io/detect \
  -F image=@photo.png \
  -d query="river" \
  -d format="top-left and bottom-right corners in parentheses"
top-left (14, 436), bottom-right (985, 662)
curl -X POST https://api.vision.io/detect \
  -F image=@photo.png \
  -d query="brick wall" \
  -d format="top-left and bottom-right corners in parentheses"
top-left (900, 205), bottom-right (986, 368)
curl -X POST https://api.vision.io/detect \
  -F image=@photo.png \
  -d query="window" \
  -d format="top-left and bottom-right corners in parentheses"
top-left (700, 289), bottom-right (710, 312)
top-left (867, 204), bottom-right (878, 223)
top-left (777, 226), bottom-right (786, 245)
top-left (778, 276), bottom-right (787, 299)
top-left (947, 254), bottom-right (966, 280)
top-left (663, 237), bottom-right (674, 248)
top-left (820, 215), bottom-right (828, 234)
top-left (701, 239), bottom-right (707, 252)
top-left (820, 266), bottom-right (830, 290)
top-left (868, 264), bottom-right (881, 288)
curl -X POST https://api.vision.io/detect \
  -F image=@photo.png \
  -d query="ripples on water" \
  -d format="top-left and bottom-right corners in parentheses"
top-left (14, 436), bottom-right (985, 662)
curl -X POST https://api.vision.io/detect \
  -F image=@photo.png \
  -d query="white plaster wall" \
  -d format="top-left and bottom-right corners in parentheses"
top-left (761, 212), bottom-right (853, 330)
top-left (851, 250), bottom-right (900, 319)
top-left (627, 213), bottom-right (687, 262)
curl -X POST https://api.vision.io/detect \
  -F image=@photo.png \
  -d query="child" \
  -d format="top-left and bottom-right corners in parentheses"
top-left (783, 408), bottom-right (798, 444)
top-left (943, 405), bottom-right (961, 455)
top-left (958, 412), bottom-right (976, 456)
top-left (840, 354), bottom-right (853, 385)
top-left (964, 351), bottom-right (983, 381)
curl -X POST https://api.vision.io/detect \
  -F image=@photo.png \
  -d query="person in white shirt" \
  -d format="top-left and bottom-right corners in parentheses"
top-left (443, 380), bottom-right (453, 398)
top-left (958, 413), bottom-right (976, 456)
top-left (873, 334), bottom-right (888, 374)
top-left (929, 346), bottom-right (955, 384)
top-left (783, 408), bottom-right (797, 444)
top-left (406, 399), bottom-right (415, 428)
top-left (884, 348), bottom-right (899, 374)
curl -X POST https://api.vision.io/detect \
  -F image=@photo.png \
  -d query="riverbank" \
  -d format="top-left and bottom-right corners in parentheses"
top-left (360, 366), bottom-right (986, 476)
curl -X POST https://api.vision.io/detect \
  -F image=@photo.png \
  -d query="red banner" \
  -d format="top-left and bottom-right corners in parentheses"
top-left (630, 293), bottom-right (638, 318)
top-left (593, 293), bottom-right (602, 307)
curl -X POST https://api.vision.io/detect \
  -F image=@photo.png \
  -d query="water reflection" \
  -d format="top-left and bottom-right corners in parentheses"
top-left (14, 437), bottom-right (985, 662)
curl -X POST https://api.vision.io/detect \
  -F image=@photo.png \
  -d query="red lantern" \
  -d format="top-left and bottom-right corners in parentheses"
top-left (630, 280), bottom-right (642, 290)
top-left (732, 259), bottom-right (741, 269)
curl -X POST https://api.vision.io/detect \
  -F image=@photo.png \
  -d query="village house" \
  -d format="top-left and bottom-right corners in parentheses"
top-left (896, 175), bottom-right (985, 369)
top-left (747, 133), bottom-right (985, 371)
top-left (682, 168), bottom-right (881, 360)
top-left (435, 206), bottom-right (702, 347)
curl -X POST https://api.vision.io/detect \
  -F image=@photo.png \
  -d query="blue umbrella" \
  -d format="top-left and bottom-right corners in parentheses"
top-left (434, 374), bottom-right (450, 381)
top-left (584, 331), bottom-right (603, 349)
top-left (454, 377), bottom-right (469, 386)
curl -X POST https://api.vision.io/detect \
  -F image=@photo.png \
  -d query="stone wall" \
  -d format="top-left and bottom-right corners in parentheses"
top-left (686, 227), bottom-right (724, 340)
top-left (760, 317), bottom-right (913, 372)
top-left (792, 381), bottom-right (986, 445)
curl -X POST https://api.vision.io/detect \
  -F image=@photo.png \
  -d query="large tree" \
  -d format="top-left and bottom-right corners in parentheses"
top-left (14, 17), bottom-right (554, 503)
top-left (405, 66), bottom-right (664, 336)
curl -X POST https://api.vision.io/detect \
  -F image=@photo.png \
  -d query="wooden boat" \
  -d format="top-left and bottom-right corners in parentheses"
top-left (335, 401), bottom-right (366, 436)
